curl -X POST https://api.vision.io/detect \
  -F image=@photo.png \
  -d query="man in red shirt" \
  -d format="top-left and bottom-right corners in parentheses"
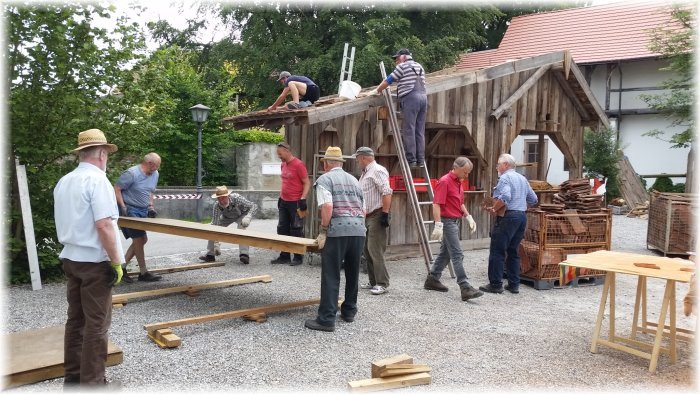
top-left (272, 142), bottom-right (311, 265)
top-left (424, 156), bottom-right (482, 301)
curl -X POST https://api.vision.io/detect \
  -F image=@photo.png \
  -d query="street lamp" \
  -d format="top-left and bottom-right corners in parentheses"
top-left (190, 104), bottom-right (210, 222)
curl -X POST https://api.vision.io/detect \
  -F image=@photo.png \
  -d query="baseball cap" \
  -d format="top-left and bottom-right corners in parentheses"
top-left (353, 147), bottom-right (374, 157)
top-left (277, 71), bottom-right (291, 81)
top-left (391, 48), bottom-right (412, 59)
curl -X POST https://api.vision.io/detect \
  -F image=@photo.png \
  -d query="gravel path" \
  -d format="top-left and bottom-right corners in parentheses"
top-left (5, 215), bottom-right (697, 392)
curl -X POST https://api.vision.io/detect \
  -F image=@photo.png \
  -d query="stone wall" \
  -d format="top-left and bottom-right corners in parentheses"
top-left (234, 142), bottom-right (282, 190)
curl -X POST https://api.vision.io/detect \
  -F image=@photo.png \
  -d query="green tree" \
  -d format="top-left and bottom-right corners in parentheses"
top-left (7, 3), bottom-right (145, 282)
top-left (583, 128), bottom-right (620, 199)
top-left (641, 5), bottom-right (694, 149)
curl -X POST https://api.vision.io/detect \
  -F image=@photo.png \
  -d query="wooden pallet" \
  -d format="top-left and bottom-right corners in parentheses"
top-left (143, 298), bottom-right (323, 348)
top-left (520, 274), bottom-right (604, 290)
top-left (4, 326), bottom-right (123, 388)
top-left (112, 275), bottom-right (272, 306)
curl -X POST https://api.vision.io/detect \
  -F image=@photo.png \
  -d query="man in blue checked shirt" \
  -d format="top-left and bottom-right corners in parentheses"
top-left (480, 153), bottom-right (538, 295)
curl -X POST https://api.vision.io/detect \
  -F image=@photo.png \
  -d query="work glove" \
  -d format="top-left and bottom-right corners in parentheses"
top-left (299, 199), bottom-right (308, 211)
top-left (241, 215), bottom-right (252, 228)
top-left (110, 262), bottom-right (123, 286)
top-left (465, 214), bottom-right (476, 234)
top-left (380, 212), bottom-right (391, 228)
top-left (147, 207), bottom-right (157, 218)
top-left (316, 225), bottom-right (328, 250)
top-left (119, 205), bottom-right (127, 217)
top-left (430, 222), bottom-right (443, 242)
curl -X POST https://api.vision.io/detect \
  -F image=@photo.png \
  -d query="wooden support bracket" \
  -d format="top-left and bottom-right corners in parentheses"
top-left (242, 313), bottom-right (268, 323)
top-left (148, 328), bottom-right (182, 349)
top-left (348, 372), bottom-right (431, 392)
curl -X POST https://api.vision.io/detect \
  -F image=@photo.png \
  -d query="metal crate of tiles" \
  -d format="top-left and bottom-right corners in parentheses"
top-left (519, 209), bottom-right (612, 289)
top-left (646, 191), bottom-right (698, 256)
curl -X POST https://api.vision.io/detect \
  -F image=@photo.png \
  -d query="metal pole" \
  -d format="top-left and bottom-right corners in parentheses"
top-left (195, 121), bottom-right (203, 222)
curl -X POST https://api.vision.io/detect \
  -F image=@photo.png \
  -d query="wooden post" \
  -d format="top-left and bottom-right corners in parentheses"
top-left (15, 158), bottom-right (42, 291)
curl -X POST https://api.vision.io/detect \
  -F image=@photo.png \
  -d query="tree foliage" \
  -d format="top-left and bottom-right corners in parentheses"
top-left (583, 128), bottom-right (620, 199)
top-left (641, 5), bottom-right (694, 148)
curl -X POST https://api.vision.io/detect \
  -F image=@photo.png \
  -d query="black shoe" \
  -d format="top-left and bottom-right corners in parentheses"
top-left (121, 273), bottom-right (134, 284)
top-left (240, 254), bottom-right (250, 264)
top-left (505, 284), bottom-right (520, 294)
top-left (424, 275), bottom-right (449, 292)
top-left (270, 257), bottom-right (291, 264)
top-left (199, 254), bottom-right (216, 262)
top-left (138, 271), bottom-right (162, 282)
top-left (408, 161), bottom-right (417, 168)
top-left (479, 283), bottom-right (504, 294)
top-left (461, 285), bottom-right (484, 300)
top-left (289, 258), bottom-right (303, 266)
top-left (304, 319), bottom-right (335, 332)
top-left (340, 314), bottom-right (355, 323)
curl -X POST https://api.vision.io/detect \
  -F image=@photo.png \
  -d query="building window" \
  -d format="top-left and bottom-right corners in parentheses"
top-left (523, 139), bottom-right (548, 179)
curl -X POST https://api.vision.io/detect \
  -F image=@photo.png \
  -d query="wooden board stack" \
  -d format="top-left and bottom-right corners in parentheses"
top-left (552, 178), bottom-right (604, 213)
top-left (348, 354), bottom-right (431, 392)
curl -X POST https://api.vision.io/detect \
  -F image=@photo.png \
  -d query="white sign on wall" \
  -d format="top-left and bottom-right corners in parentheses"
top-left (262, 162), bottom-right (282, 175)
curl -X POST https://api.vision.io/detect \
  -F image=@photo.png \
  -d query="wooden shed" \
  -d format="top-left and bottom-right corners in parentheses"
top-left (223, 50), bottom-right (609, 253)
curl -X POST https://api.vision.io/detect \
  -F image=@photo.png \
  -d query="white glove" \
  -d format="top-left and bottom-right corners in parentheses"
top-left (241, 216), bottom-right (251, 228)
top-left (430, 222), bottom-right (443, 241)
top-left (316, 226), bottom-right (328, 249)
top-left (466, 214), bottom-right (476, 234)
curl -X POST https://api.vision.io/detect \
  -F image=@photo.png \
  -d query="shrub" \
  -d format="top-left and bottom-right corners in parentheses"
top-left (231, 128), bottom-right (284, 144)
top-left (649, 176), bottom-right (674, 192)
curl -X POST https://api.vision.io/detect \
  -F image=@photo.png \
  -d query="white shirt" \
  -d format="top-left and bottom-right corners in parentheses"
top-left (54, 162), bottom-right (121, 262)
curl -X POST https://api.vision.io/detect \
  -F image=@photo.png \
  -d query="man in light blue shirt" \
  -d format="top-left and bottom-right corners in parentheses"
top-left (480, 153), bottom-right (538, 295)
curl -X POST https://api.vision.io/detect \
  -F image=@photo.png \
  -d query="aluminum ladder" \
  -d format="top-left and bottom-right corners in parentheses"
top-left (379, 62), bottom-right (455, 278)
top-left (337, 43), bottom-right (356, 93)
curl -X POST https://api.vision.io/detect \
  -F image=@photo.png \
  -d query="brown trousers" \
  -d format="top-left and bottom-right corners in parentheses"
top-left (364, 211), bottom-right (390, 287)
top-left (62, 259), bottom-right (113, 385)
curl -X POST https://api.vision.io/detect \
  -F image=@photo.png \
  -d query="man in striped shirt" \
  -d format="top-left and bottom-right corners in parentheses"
top-left (354, 147), bottom-right (393, 295)
top-left (368, 48), bottom-right (427, 168)
top-left (480, 153), bottom-right (538, 295)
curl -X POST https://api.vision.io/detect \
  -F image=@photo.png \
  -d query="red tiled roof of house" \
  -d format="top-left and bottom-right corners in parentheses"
top-left (458, 1), bottom-right (684, 69)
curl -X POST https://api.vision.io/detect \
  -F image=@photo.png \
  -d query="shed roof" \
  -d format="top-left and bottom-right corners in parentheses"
top-left (458, 2), bottom-right (682, 70)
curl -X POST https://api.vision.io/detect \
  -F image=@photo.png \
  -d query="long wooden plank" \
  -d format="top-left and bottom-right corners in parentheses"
top-left (5, 326), bottom-right (122, 388)
top-left (113, 275), bottom-right (272, 305)
top-left (144, 298), bottom-right (322, 332)
top-left (491, 64), bottom-right (551, 120)
top-left (125, 262), bottom-right (224, 277)
top-left (118, 217), bottom-right (317, 255)
top-left (348, 372), bottom-right (431, 392)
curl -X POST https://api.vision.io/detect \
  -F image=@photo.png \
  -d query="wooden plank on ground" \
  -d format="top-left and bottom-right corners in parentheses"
top-left (4, 325), bottom-right (122, 389)
top-left (126, 262), bottom-right (224, 277)
top-left (118, 217), bottom-right (317, 255)
top-left (371, 354), bottom-right (413, 378)
top-left (378, 364), bottom-right (432, 378)
top-left (144, 298), bottom-right (322, 333)
top-left (112, 275), bottom-right (272, 305)
top-left (348, 372), bottom-right (431, 392)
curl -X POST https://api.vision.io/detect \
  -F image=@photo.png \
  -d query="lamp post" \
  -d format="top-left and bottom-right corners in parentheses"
top-left (190, 104), bottom-right (210, 222)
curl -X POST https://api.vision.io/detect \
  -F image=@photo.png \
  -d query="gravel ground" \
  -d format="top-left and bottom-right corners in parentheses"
top-left (4, 215), bottom-right (698, 392)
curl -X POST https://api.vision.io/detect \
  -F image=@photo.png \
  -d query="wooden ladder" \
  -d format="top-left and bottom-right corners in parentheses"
top-left (379, 62), bottom-right (455, 278)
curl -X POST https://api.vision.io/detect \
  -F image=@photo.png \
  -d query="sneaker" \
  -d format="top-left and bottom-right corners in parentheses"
top-left (287, 102), bottom-right (301, 109)
top-left (424, 275), bottom-right (449, 292)
top-left (240, 254), bottom-right (250, 265)
top-left (199, 254), bottom-right (216, 262)
top-left (298, 100), bottom-right (312, 108)
top-left (371, 285), bottom-right (388, 295)
top-left (461, 285), bottom-right (484, 300)
top-left (505, 284), bottom-right (520, 294)
top-left (138, 271), bottom-right (162, 282)
top-left (340, 314), bottom-right (355, 323)
top-left (408, 161), bottom-right (417, 168)
top-left (360, 283), bottom-right (374, 290)
top-left (271, 257), bottom-right (291, 264)
top-left (304, 318), bottom-right (335, 332)
top-left (289, 258), bottom-right (303, 266)
top-left (479, 283), bottom-right (504, 294)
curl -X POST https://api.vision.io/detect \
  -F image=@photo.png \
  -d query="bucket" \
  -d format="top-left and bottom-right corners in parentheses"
top-left (338, 80), bottom-right (361, 100)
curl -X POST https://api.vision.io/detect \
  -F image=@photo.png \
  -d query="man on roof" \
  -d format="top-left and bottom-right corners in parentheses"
top-left (267, 71), bottom-right (321, 111)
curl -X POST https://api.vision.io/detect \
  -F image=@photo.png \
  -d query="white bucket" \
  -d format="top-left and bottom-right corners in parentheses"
top-left (338, 80), bottom-right (361, 100)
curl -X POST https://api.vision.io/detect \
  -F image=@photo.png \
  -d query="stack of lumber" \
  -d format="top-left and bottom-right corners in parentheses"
top-left (348, 354), bottom-right (431, 392)
top-left (552, 178), bottom-right (604, 213)
top-left (627, 201), bottom-right (650, 218)
top-left (529, 180), bottom-right (555, 191)
top-left (538, 204), bottom-right (566, 214)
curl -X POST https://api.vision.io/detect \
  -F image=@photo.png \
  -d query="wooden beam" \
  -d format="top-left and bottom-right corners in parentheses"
top-left (144, 298), bottom-right (322, 333)
top-left (118, 217), bottom-right (317, 255)
top-left (347, 373), bottom-right (431, 392)
top-left (371, 354), bottom-right (413, 378)
top-left (112, 275), bottom-right (272, 305)
top-left (425, 130), bottom-right (446, 156)
top-left (551, 71), bottom-right (590, 120)
top-left (476, 51), bottom-right (567, 82)
top-left (125, 262), bottom-right (224, 277)
top-left (491, 64), bottom-right (551, 120)
top-left (569, 61), bottom-right (610, 128)
top-left (378, 364), bottom-right (432, 378)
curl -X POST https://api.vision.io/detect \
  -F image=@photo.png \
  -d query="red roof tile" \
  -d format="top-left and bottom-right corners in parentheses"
top-left (458, 1), bottom-right (685, 69)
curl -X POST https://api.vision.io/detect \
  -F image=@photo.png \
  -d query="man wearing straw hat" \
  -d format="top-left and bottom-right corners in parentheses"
top-left (199, 186), bottom-right (258, 264)
top-left (304, 146), bottom-right (366, 332)
top-left (54, 128), bottom-right (124, 386)
top-left (114, 152), bottom-right (163, 283)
